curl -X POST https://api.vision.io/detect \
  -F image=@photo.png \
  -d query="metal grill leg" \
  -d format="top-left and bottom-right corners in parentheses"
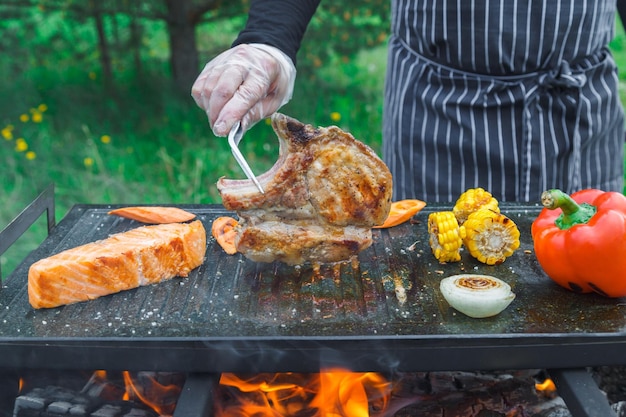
top-left (0, 184), bottom-right (55, 280)
top-left (173, 373), bottom-right (218, 417)
top-left (0, 371), bottom-right (19, 416)
top-left (549, 368), bottom-right (617, 417)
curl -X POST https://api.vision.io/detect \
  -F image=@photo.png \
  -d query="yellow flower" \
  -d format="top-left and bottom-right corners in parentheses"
top-left (2, 126), bottom-right (13, 140)
top-left (32, 112), bottom-right (43, 123)
top-left (84, 157), bottom-right (94, 167)
top-left (15, 138), bottom-right (28, 152)
top-left (19, 114), bottom-right (29, 123)
top-left (330, 112), bottom-right (341, 122)
top-left (100, 135), bottom-right (111, 144)
top-left (37, 104), bottom-right (48, 112)
top-left (25, 151), bottom-right (36, 160)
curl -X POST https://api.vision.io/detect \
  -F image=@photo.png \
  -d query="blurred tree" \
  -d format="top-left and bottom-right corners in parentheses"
top-left (0, 0), bottom-right (247, 92)
top-left (164, 0), bottom-right (238, 92)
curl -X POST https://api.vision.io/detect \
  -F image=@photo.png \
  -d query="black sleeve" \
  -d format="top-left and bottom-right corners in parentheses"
top-left (232, 0), bottom-right (321, 65)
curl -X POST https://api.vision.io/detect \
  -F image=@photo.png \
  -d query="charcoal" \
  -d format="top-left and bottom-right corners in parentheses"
top-left (90, 404), bottom-right (123, 417)
top-left (13, 387), bottom-right (49, 410)
top-left (121, 410), bottom-right (152, 417)
top-left (47, 401), bottom-right (72, 413)
top-left (613, 401), bottom-right (626, 417)
top-left (13, 385), bottom-right (158, 417)
top-left (68, 404), bottom-right (88, 416)
top-left (13, 386), bottom-right (98, 417)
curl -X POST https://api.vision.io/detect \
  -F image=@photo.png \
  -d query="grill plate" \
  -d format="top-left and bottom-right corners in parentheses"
top-left (1, 204), bottom-right (626, 373)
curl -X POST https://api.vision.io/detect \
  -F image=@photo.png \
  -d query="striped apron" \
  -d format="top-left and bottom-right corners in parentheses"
top-left (383, 0), bottom-right (625, 202)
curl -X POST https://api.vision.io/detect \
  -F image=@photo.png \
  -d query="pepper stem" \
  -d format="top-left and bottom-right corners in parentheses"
top-left (541, 189), bottom-right (596, 230)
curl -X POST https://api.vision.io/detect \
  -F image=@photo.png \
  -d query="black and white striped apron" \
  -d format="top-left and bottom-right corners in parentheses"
top-left (383, 0), bottom-right (625, 202)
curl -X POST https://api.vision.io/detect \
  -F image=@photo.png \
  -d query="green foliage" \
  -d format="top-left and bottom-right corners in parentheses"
top-left (300, 0), bottom-right (390, 73)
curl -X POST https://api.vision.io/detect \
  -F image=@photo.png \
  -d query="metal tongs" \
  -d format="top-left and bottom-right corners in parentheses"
top-left (228, 121), bottom-right (265, 194)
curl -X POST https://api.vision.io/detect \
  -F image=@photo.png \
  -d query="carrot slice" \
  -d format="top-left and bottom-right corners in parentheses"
top-left (108, 207), bottom-right (196, 224)
top-left (373, 199), bottom-right (427, 229)
top-left (211, 216), bottom-right (238, 255)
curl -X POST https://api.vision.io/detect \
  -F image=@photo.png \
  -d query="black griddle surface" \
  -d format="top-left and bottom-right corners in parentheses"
top-left (1, 203), bottom-right (626, 373)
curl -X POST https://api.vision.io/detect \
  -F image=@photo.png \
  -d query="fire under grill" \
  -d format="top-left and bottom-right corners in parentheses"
top-left (1, 187), bottom-right (625, 416)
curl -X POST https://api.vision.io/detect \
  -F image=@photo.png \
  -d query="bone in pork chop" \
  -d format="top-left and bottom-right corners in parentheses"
top-left (217, 113), bottom-right (393, 265)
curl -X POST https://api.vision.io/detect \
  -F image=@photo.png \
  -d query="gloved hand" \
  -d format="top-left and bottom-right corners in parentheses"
top-left (191, 43), bottom-right (296, 137)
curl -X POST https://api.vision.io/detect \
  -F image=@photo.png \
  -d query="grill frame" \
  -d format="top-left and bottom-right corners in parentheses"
top-left (2, 199), bottom-right (626, 375)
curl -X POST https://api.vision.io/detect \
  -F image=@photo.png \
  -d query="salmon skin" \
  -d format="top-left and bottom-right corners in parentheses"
top-left (28, 220), bottom-right (207, 309)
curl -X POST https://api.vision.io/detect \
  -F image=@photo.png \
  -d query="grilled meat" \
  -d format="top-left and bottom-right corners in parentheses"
top-left (217, 113), bottom-right (392, 265)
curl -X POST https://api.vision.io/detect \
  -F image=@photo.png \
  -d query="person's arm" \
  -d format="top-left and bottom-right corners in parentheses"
top-left (191, 0), bottom-right (321, 136)
top-left (233, 0), bottom-right (321, 65)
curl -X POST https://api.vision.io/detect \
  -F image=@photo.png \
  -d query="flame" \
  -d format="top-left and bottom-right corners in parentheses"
top-left (82, 370), bottom-right (181, 416)
top-left (535, 377), bottom-right (557, 399)
top-left (122, 371), bottom-right (181, 416)
top-left (216, 368), bottom-right (392, 416)
top-left (535, 377), bottom-right (556, 393)
top-left (93, 370), bottom-right (107, 379)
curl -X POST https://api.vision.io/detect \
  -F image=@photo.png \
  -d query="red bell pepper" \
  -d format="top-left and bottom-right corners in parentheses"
top-left (531, 188), bottom-right (626, 297)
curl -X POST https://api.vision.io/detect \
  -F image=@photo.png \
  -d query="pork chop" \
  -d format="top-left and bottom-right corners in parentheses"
top-left (217, 113), bottom-right (393, 265)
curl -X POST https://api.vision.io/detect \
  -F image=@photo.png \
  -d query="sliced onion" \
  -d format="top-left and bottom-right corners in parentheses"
top-left (440, 274), bottom-right (515, 318)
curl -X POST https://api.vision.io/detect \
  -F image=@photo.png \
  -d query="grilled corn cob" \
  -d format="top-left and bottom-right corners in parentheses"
top-left (459, 208), bottom-right (520, 265)
top-left (453, 188), bottom-right (500, 224)
top-left (428, 211), bottom-right (463, 262)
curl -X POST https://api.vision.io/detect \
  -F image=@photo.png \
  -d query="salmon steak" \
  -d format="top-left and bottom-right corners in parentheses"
top-left (217, 113), bottom-right (393, 265)
top-left (28, 220), bottom-right (207, 309)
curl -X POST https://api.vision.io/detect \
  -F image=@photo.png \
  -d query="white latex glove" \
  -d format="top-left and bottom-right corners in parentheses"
top-left (191, 43), bottom-right (296, 137)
